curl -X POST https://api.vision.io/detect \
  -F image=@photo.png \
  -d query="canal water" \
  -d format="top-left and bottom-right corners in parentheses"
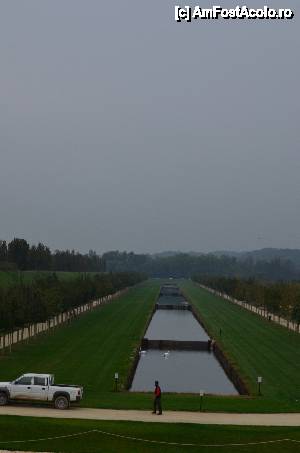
top-left (131, 349), bottom-right (237, 394)
top-left (156, 295), bottom-right (187, 306)
top-left (130, 284), bottom-right (238, 395)
top-left (145, 310), bottom-right (209, 341)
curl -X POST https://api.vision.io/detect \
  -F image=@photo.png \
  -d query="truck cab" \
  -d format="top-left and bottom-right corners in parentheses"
top-left (10, 374), bottom-right (53, 401)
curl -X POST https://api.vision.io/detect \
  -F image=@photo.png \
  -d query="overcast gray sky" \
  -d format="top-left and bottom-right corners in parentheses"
top-left (1, 1), bottom-right (299, 254)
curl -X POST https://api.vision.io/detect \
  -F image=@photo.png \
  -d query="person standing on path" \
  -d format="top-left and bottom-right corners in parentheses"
top-left (152, 380), bottom-right (162, 415)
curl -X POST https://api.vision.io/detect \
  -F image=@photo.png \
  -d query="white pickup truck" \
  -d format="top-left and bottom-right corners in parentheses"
top-left (0, 373), bottom-right (83, 410)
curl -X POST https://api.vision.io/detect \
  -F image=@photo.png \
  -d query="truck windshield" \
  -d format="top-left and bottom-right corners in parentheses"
top-left (15, 376), bottom-right (32, 385)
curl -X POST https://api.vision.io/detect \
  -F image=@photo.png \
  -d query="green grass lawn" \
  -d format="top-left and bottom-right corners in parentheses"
top-left (1, 415), bottom-right (300, 453)
top-left (0, 270), bottom-right (100, 288)
top-left (0, 281), bottom-right (160, 408)
top-left (180, 280), bottom-right (300, 412)
top-left (2, 278), bottom-right (300, 413)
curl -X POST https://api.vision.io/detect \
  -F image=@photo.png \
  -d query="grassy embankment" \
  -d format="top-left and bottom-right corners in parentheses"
top-left (1, 416), bottom-right (300, 453)
top-left (180, 280), bottom-right (300, 413)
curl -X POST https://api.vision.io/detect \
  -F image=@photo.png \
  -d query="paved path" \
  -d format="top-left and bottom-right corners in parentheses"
top-left (1, 406), bottom-right (300, 426)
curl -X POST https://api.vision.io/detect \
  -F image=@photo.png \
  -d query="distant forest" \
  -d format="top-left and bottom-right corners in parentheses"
top-left (103, 251), bottom-right (299, 281)
top-left (0, 239), bottom-right (105, 272)
top-left (1, 238), bottom-right (299, 281)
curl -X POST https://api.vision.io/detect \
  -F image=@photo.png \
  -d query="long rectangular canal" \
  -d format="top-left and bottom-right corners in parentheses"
top-left (130, 284), bottom-right (238, 395)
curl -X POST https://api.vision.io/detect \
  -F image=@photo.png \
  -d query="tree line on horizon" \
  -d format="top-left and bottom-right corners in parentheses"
top-left (103, 250), bottom-right (298, 281)
top-left (0, 238), bottom-right (105, 272)
top-left (0, 271), bottom-right (146, 336)
top-left (193, 275), bottom-right (300, 324)
top-left (1, 238), bottom-right (299, 281)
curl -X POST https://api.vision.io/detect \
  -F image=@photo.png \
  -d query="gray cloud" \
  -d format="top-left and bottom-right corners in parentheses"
top-left (0, 0), bottom-right (299, 253)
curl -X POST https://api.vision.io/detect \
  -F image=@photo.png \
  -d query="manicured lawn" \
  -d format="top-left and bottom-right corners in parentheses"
top-left (180, 280), bottom-right (300, 411)
top-left (1, 415), bottom-right (300, 453)
top-left (2, 278), bottom-right (300, 413)
top-left (0, 281), bottom-right (160, 408)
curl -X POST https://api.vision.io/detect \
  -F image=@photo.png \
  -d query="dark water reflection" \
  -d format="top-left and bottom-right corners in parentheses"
top-left (157, 295), bottom-right (187, 305)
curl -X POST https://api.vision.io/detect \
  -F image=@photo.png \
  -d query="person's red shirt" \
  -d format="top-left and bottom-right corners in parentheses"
top-left (154, 386), bottom-right (161, 397)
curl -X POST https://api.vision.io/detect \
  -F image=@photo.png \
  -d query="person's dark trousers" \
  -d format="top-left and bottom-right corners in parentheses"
top-left (153, 396), bottom-right (162, 414)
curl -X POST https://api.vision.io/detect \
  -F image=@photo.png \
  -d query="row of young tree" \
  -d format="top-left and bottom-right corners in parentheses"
top-left (0, 239), bottom-right (105, 272)
top-left (193, 275), bottom-right (300, 323)
top-left (0, 272), bottom-right (146, 334)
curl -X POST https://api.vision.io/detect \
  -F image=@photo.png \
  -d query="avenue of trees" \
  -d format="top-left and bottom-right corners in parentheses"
top-left (193, 275), bottom-right (300, 324)
top-left (0, 239), bottom-right (105, 272)
top-left (0, 272), bottom-right (146, 335)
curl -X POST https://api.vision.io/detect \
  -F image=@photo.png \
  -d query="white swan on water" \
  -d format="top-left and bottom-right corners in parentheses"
top-left (162, 351), bottom-right (170, 359)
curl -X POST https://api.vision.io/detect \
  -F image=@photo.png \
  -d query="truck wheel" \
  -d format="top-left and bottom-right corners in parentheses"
top-left (0, 392), bottom-right (8, 406)
top-left (54, 395), bottom-right (69, 410)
